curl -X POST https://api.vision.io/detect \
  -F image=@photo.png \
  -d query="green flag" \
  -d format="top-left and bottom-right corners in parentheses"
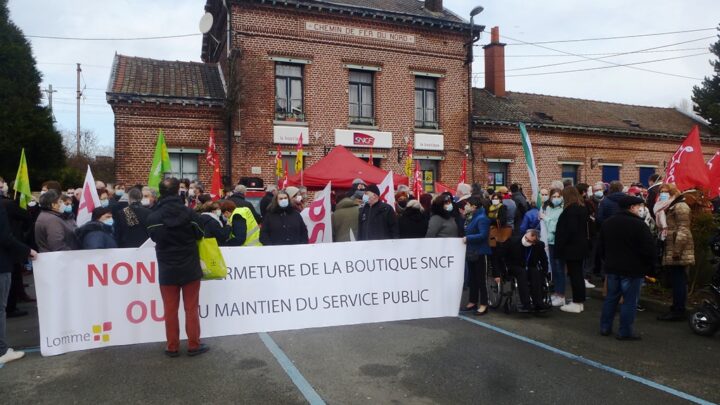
top-left (13, 148), bottom-right (32, 209)
top-left (148, 130), bottom-right (172, 191)
top-left (519, 123), bottom-right (541, 208)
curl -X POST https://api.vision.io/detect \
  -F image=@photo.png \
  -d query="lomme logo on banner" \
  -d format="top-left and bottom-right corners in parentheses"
top-left (92, 322), bottom-right (112, 343)
top-left (353, 132), bottom-right (375, 146)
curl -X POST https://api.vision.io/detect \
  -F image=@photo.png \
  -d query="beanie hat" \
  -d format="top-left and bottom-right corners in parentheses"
top-left (365, 184), bottom-right (380, 196)
top-left (618, 195), bottom-right (644, 209)
top-left (285, 186), bottom-right (300, 199)
top-left (92, 207), bottom-right (112, 221)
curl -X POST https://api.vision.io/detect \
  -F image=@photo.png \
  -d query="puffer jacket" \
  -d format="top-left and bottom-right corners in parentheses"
top-left (75, 221), bottom-right (118, 250)
top-left (332, 198), bottom-right (359, 242)
top-left (663, 199), bottom-right (695, 266)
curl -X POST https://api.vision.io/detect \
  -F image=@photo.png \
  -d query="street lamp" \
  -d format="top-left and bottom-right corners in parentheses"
top-left (467, 5), bottom-right (483, 184)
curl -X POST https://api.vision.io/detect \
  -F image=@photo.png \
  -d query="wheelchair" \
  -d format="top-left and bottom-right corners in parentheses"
top-left (486, 258), bottom-right (551, 314)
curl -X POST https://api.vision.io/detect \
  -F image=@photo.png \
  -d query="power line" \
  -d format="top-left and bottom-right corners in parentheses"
top-left (26, 33), bottom-right (201, 41)
top-left (38, 62), bottom-right (111, 68)
top-left (502, 47), bottom-right (708, 57)
top-left (500, 27), bottom-right (717, 46)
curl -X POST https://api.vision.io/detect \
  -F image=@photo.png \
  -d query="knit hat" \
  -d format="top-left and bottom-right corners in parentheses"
top-left (365, 184), bottom-right (380, 196)
top-left (92, 207), bottom-right (112, 221)
top-left (285, 186), bottom-right (300, 199)
top-left (618, 195), bottom-right (644, 209)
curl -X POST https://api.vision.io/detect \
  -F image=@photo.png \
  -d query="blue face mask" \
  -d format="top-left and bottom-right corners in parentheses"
top-left (63, 205), bottom-right (73, 214)
top-left (115, 190), bottom-right (124, 197)
top-left (444, 204), bottom-right (453, 212)
top-left (659, 192), bottom-right (670, 202)
top-left (362, 194), bottom-right (370, 203)
top-left (279, 199), bottom-right (289, 208)
top-left (552, 198), bottom-right (563, 207)
top-left (100, 199), bottom-right (109, 208)
top-left (102, 218), bottom-right (114, 227)
top-left (594, 191), bottom-right (604, 199)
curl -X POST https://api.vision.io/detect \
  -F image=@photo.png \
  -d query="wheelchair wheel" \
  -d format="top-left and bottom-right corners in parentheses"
top-left (486, 272), bottom-right (503, 309)
top-left (541, 273), bottom-right (552, 308)
top-left (505, 279), bottom-right (520, 313)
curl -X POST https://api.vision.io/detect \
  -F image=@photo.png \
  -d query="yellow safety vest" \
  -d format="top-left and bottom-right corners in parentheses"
top-left (228, 207), bottom-right (262, 247)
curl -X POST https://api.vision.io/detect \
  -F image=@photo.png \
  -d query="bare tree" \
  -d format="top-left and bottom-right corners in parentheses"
top-left (63, 129), bottom-right (102, 158)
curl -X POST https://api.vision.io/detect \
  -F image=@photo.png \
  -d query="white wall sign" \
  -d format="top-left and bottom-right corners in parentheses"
top-left (414, 133), bottom-right (444, 151)
top-left (274, 126), bottom-right (309, 145)
top-left (305, 21), bottom-right (415, 44)
top-left (335, 129), bottom-right (392, 149)
top-left (34, 239), bottom-right (465, 356)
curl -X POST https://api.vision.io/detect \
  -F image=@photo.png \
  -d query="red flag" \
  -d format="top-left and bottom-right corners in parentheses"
top-left (665, 125), bottom-right (710, 192)
top-left (282, 161), bottom-right (289, 189)
top-left (368, 146), bottom-right (374, 166)
top-left (413, 161), bottom-right (423, 198)
top-left (708, 151), bottom-right (720, 199)
top-left (458, 155), bottom-right (467, 186)
top-left (206, 128), bottom-right (223, 200)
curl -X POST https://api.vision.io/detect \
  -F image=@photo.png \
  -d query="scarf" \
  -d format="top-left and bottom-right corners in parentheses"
top-left (201, 211), bottom-right (223, 227)
top-left (653, 197), bottom-right (673, 241)
top-left (488, 204), bottom-right (500, 220)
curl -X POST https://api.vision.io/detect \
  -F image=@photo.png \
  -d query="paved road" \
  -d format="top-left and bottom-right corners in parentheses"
top-left (3, 290), bottom-right (719, 404)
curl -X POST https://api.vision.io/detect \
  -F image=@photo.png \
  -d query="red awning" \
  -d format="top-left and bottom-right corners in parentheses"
top-left (287, 145), bottom-right (408, 189)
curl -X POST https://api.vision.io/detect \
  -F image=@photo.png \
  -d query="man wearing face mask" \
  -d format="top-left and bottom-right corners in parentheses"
top-left (358, 184), bottom-right (398, 241)
top-left (598, 196), bottom-right (656, 340)
top-left (34, 190), bottom-right (79, 252)
top-left (596, 181), bottom-right (625, 228)
top-left (141, 187), bottom-right (158, 209)
top-left (75, 207), bottom-right (118, 249)
top-left (504, 229), bottom-right (550, 313)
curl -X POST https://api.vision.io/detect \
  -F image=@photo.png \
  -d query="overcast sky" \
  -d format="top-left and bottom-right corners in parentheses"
top-left (7, 0), bottom-right (720, 149)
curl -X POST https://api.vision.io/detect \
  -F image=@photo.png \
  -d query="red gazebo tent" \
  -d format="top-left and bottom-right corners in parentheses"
top-left (287, 145), bottom-right (408, 189)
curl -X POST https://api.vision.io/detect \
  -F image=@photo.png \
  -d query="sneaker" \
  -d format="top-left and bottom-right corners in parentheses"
top-left (636, 304), bottom-right (646, 312)
top-left (164, 350), bottom-right (180, 358)
top-left (188, 343), bottom-right (209, 357)
top-left (560, 302), bottom-right (584, 313)
top-left (551, 295), bottom-right (565, 307)
top-left (584, 279), bottom-right (596, 289)
top-left (0, 348), bottom-right (25, 364)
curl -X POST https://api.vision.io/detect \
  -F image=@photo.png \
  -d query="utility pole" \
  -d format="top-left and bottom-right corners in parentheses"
top-left (43, 84), bottom-right (57, 112)
top-left (76, 63), bottom-right (82, 157)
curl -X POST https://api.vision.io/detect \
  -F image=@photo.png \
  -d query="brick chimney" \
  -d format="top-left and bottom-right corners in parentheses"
top-left (483, 26), bottom-right (506, 97)
top-left (425, 0), bottom-right (443, 13)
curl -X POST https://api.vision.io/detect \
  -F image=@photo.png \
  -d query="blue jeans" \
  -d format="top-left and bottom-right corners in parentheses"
top-left (0, 272), bottom-right (11, 356)
top-left (548, 245), bottom-right (566, 296)
top-left (600, 274), bottom-right (643, 337)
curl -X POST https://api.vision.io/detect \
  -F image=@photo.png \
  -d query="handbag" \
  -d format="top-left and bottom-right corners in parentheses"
top-left (198, 237), bottom-right (228, 280)
top-left (489, 220), bottom-right (513, 247)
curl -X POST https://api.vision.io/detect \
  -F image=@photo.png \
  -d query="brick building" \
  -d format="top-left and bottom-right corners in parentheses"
top-left (108, 0), bottom-right (482, 191)
top-left (472, 27), bottom-right (720, 190)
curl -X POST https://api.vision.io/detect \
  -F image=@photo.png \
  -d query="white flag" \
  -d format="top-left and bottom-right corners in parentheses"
top-left (300, 182), bottom-right (333, 243)
top-left (76, 166), bottom-right (101, 226)
top-left (379, 170), bottom-right (396, 211)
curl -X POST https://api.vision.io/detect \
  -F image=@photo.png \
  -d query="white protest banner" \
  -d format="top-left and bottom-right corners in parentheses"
top-left (378, 170), bottom-right (396, 211)
top-left (34, 238), bottom-right (465, 356)
top-left (76, 166), bottom-right (101, 226)
top-left (300, 182), bottom-right (332, 243)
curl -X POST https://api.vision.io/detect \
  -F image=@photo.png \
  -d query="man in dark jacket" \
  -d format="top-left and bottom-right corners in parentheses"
top-left (504, 229), bottom-right (549, 312)
top-left (596, 181), bottom-right (625, 228)
top-left (0, 203), bottom-right (36, 364)
top-left (228, 185), bottom-right (261, 224)
top-left (358, 184), bottom-right (398, 241)
top-left (146, 178), bottom-right (208, 357)
top-left (0, 193), bottom-right (33, 317)
top-left (599, 195), bottom-right (656, 340)
top-left (114, 188), bottom-right (151, 248)
top-left (75, 207), bottom-right (118, 249)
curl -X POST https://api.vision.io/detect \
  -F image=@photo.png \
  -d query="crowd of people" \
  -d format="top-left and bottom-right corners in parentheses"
top-left (1, 172), bottom-right (719, 362)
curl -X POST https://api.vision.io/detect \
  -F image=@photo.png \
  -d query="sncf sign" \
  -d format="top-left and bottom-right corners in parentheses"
top-left (353, 132), bottom-right (376, 146)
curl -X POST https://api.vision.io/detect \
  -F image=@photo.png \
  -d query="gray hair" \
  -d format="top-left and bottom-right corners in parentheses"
top-left (128, 188), bottom-right (143, 202)
top-left (550, 180), bottom-right (564, 190)
top-left (234, 184), bottom-right (247, 195)
top-left (266, 184), bottom-right (277, 193)
top-left (525, 228), bottom-right (540, 239)
top-left (142, 186), bottom-right (158, 198)
top-left (39, 190), bottom-right (60, 208)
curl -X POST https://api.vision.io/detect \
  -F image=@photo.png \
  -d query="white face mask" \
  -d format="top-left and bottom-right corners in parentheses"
top-left (189, 189), bottom-right (196, 197)
top-left (279, 199), bottom-right (289, 208)
top-left (141, 198), bottom-right (150, 207)
top-left (521, 236), bottom-right (533, 247)
top-left (594, 191), bottom-right (604, 199)
top-left (295, 195), bottom-right (303, 203)
top-left (541, 195), bottom-right (549, 203)
top-left (491, 199), bottom-right (501, 206)
top-left (214, 210), bottom-right (222, 217)
top-left (637, 207), bottom-right (647, 218)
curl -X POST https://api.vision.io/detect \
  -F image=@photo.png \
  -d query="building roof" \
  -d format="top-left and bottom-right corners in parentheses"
top-left (473, 88), bottom-right (714, 140)
top-left (106, 54), bottom-right (225, 106)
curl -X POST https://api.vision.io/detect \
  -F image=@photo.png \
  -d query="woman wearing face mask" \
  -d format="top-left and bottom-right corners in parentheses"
top-left (488, 191), bottom-right (509, 277)
top-left (75, 207), bottom-right (118, 249)
top-left (461, 197), bottom-right (493, 315)
top-left (541, 188), bottom-right (565, 307)
top-left (554, 186), bottom-right (590, 314)
top-left (425, 194), bottom-right (459, 238)
top-left (197, 201), bottom-right (233, 246)
top-left (34, 190), bottom-right (79, 252)
top-left (260, 190), bottom-right (309, 246)
top-left (98, 190), bottom-right (111, 209)
top-left (654, 184), bottom-right (694, 321)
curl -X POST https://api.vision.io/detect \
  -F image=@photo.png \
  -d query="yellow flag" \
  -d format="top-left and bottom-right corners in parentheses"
top-left (13, 148), bottom-right (32, 209)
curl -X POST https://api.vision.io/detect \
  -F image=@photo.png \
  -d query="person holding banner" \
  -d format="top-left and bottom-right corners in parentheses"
top-left (75, 207), bottom-right (118, 250)
top-left (35, 190), bottom-right (79, 252)
top-left (260, 190), bottom-right (308, 246)
top-left (146, 178), bottom-right (208, 357)
top-left (358, 184), bottom-right (398, 241)
top-left (462, 197), bottom-right (492, 315)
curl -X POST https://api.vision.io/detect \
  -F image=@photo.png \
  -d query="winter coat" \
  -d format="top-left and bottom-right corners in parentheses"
top-left (358, 201), bottom-right (398, 240)
top-left (519, 208), bottom-right (540, 235)
top-left (502, 198), bottom-right (518, 229)
top-left (398, 207), bottom-right (429, 239)
top-left (646, 183), bottom-right (661, 220)
top-left (426, 204), bottom-right (459, 238)
top-left (146, 196), bottom-right (204, 286)
top-left (599, 211), bottom-right (656, 277)
top-left (260, 206), bottom-right (309, 246)
top-left (662, 199), bottom-right (695, 266)
top-left (541, 205), bottom-right (563, 245)
top-left (554, 204), bottom-right (590, 261)
top-left (597, 192), bottom-right (625, 227)
top-left (504, 236), bottom-right (549, 273)
top-left (114, 202), bottom-right (151, 248)
top-left (0, 203), bottom-right (30, 274)
top-left (465, 208), bottom-right (492, 256)
top-left (198, 213), bottom-right (232, 246)
top-left (332, 198), bottom-right (359, 242)
top-left (35, 209), bottom-right (79, 252)
top-left (75, 221), bottom-right (118, 250)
